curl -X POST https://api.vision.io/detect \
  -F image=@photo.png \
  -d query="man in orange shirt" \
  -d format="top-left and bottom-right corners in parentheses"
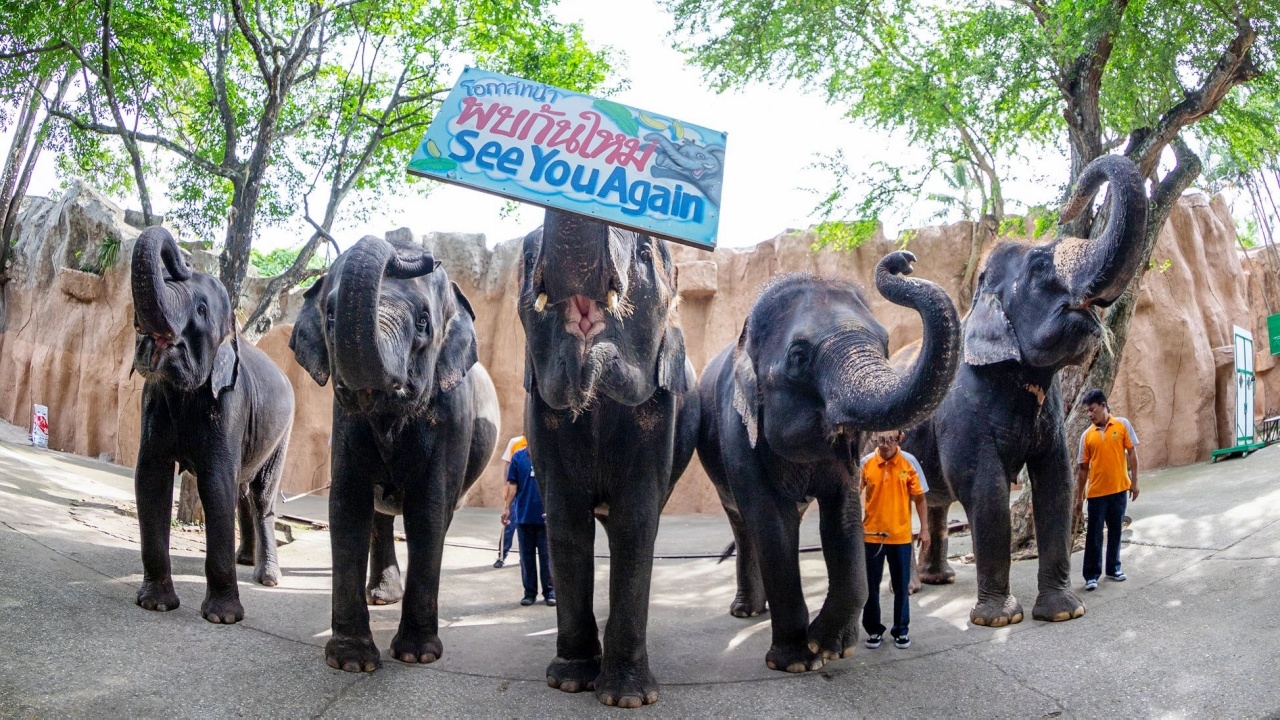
top-left (861, 430), bottom-right (930, 650)
top-left (1073, 389), bottom-right (1140, 591)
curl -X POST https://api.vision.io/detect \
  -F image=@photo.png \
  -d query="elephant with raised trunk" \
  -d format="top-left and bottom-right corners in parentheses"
top-left (901, 154), bottom-right (1148, 627)
top-left (290, 235), bottom-right (499, 673)
top-left (518, 209), bottom-right (698, 708)
top-left (698, 252), bottom-right (960, 672)
top-left (130, 226), bottom-right (295, 624)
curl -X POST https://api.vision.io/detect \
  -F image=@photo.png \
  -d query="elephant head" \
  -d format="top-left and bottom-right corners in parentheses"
top-left (289, 235), bottom-right (477, 419)
top-left (732, 251), bottom-right (961, 462)
top-left (131, 226), bottom-right (239, 396)
top-left (964, 154), bottom-right (1147, 369)
top-left (644, 132), bottom-right (725, 206)
top-left (519, 209), bottom-right (688, 414)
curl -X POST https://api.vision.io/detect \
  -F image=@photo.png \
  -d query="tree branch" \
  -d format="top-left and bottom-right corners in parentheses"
top-left (0, 41), bottom-right (69, 60)
top-left (230, 0), bottom-right (274, 82)
top-left (50, 109), bottom-right (232, 179)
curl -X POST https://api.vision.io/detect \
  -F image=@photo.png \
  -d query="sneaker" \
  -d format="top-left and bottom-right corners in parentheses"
top-left (493, 559), bottom-right (505, 568)
top-left (1084, 579), bottom-right (1098, 591)
top-left (894, 635), bottom-right (911, 649)
top-left (520, 596), bottom-right (536, 606)
top-left (545, 596), bottom-right (557, 607)
top-left (1106, 572), bottom-right (1127, 582)
top-left (864, 634), bottom-right (882, 649)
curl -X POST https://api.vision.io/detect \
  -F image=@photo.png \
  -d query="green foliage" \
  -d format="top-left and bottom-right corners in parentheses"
top-left (1148, 257), bottom-right (1174, 273)
top-left (250, 246), bottom-right (325, 278)
top-left (76, 233), bottom-right (122, 275)
top-left (998, 216), bottom-right (1026, 238)
top-left (812, 219), bottom-right (880, 252)
top-left (1031, 208), bottom-right (1059, 240)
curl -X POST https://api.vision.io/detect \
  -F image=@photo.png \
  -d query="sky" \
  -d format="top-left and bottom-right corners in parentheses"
top-left (6, 0), bottom-right (1075, 253)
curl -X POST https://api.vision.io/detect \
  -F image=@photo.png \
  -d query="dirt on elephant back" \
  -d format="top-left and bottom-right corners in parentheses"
top-left (0, 185), bottom-right (1275, 516)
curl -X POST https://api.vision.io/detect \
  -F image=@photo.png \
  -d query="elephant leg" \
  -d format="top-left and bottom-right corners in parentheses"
top-left (543, 477), bottom-right (602, 696)
top-left (1027, 447), bottom-right (1085, 622)
top-left (235, 484), bottom-right (255, 567)
top-left (726, 503), bottom-right (766, 618)
top-left (807, 489), bottom-right (867, 660)
top-left (391, 479), bottom-right (448, 665)
top-left (135, 453), bottom-right (179, 612)
top-left (325, 447), bottom-right (380, 673)
top-left (595, 489), bottom-right (664, 708)
top-left (366, 512), bottom-right (403, 606)
top-left (248, 442), bottom-right (286, 587)
top-left (918, 503), bottom-right (956, 585)
top-left (736, 484), bottom-right (820, 673)
top-left (956, 470), bottom-right (1022, 627)
top-left (196, 463), bottom-right (244, 624)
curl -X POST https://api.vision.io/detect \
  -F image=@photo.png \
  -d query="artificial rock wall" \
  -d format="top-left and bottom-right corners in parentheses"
top-left (1, 184), bottom-right (1274, 515)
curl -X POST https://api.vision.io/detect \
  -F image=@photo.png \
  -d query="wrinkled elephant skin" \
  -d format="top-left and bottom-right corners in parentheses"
top-left (290, 236), bottom-right (499, 672)
top-left (698, 253), bottom-right (960, 672)
top-left (130, 226), bottom-right (295, 624)
top-left (900, 155), bottom-right (1148, 627)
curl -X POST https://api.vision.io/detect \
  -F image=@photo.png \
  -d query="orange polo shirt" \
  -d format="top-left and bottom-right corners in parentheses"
top-left (861, 450), bottom-right (924, 544)
top-left (1078, 416), bottom-right (1137, 498)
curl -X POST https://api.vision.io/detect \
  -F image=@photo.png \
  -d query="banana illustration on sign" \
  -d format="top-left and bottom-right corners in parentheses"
top-left (426, 139), bottom-right (443, 158)
top-left (671, 119), bottom-right (685, 141)
top-left (638, 111), bottom-right (667, 130)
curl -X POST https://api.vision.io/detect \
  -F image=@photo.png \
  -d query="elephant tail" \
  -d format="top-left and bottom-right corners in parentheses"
top-left (717, 540), bottom-right (736, 564)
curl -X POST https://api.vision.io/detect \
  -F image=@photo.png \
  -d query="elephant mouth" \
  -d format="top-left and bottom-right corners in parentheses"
top-left (564, 294), bottom-right (608, 346)
top-left (337, 384), bottom-right (425, 417)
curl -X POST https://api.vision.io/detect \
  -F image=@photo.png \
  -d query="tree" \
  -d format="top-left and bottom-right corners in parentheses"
top-left (670, 0), bottom-right (1280, 549)
top-left (11, 0), bottom-right (611, 316)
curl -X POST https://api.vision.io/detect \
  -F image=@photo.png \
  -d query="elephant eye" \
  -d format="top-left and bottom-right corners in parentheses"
top-left (325, 307), bottom-right (335, 329)
top-left (416, 311), bottom-right (430, 333)
top-left (786, 342), bottom-right (812, 376)
top-left (196, 303), bottom-right (207, 317)
top-left (639, 244), bottom-right (653, 262)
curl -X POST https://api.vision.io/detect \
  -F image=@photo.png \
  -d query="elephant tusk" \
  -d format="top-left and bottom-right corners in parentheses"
top-left (534, 293), bottom-right (548, 312)
top-left (606, 290), bottom-right (619, 313)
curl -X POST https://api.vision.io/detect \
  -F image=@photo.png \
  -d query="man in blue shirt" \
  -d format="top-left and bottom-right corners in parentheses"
top-left (503, 443), bottom-right (554, 606)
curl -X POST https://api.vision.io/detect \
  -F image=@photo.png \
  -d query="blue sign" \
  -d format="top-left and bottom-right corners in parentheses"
top-left (408, 68), bottom-right (726, 251)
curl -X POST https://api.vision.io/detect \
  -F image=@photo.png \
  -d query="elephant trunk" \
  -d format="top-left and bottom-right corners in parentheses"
top-left (537, 209), bottom-right (626, 306)
top-left (334, 236), bottom-right (434, 390)
top-left (820, 252), bottom-right (961, 432)
top-left (130, 226), bottom-right (191, 339)
top-left (1054, 154), bottom-right (1148, 307)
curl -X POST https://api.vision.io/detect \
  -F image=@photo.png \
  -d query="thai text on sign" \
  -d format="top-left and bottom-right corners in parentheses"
top-left (407, 67), bottom-right (726, 250)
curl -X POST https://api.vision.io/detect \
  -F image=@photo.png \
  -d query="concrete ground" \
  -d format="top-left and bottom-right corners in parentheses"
top-left (0, 437), bottom-right (1277, 718)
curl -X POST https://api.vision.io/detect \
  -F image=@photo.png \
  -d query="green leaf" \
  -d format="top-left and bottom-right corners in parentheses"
top-left (593, 99), bottom-right (641, 137)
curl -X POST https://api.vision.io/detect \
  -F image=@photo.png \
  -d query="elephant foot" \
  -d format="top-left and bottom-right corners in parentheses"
top-left (325, 633), bottom-right (382, 673)
top-left (236, 546), bottom-right (254, 567)
top-left (391, 629), bottom-right (443, 664)
top-left (547, 655), bottom-right (600, 694)
top-left (729, 590), bottom-right (766, 618)
top-left (970, 595), bottom-right (1023, 627)
top-left (253, 562), bottom-right (281, 587)
top-left (766, 642), bottom-right (824, 673)
top-left (919, 562), bottom-right (956, 586)
top-left (1032, 588), bottom-right (1086, 623)
top-left (807, 615), bottom-right (858, 660)
top-left (136, 580), bottom-right (180, 612)
top-left (200, 593), bottom-right (245, 624)
top-left (366, 566), bottom-right (404, 606)
top-left (595, 661), bottom-right (659, 708)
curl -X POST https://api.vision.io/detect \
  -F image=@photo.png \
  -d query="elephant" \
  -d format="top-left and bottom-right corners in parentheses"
top-left (900, 154), bottom-right (1148, 626)
top-left (697, 252), bottom-right (960, 672)
top-left (289, 235), bottom-right (499, 672)
top-left (644, 132), bottom-right (725, 206)
top-left (130, 226), bottom-right (295, 624)
top-left (518, 209), bottom-right (698, 708)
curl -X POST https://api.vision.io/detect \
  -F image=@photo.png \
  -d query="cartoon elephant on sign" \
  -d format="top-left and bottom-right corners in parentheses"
top-left (900, 154), bottom-right (1148, 627)
top-left (644, 133), bottom-right (725, 206)
top-left (290, 235), bottom-right (499, 672)
top-left (698, 254), bottom-right (960, 671)
top-left (130, 226), bottom-right (295, 624)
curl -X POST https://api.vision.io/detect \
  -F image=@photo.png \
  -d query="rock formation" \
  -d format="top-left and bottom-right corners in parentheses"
top-left (1, 183), bottom-right (1275, 515)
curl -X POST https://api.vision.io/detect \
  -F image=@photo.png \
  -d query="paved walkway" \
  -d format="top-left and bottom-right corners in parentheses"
top-left (0, 438), bottom-right (1276, 717)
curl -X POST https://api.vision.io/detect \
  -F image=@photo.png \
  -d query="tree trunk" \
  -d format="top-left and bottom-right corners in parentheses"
top-left (2, 67), bottom-right (74, 253)
top-left (176, 471), bottom-right (204, 525)
top-left (958, 215), bottom-right (996, 313)
top-left (0, 71), bottom-right (50, 243)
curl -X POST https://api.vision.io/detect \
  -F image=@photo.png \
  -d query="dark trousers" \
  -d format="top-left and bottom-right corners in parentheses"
top-left (1084, 490), bottom-right (1128, 580)
top-left (516, 523), bottom-right (553, 599)
top-left (863, 542), bottom-right (912, 638)
top-left (498, 522), bottom-right (516, 561)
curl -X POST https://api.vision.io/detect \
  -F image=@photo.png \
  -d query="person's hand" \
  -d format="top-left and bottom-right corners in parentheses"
top-left (501, 511), bottom-right (510, 526)
top-left (1129, 480), bottom-right (1140, 501)
top-left (917, 529), bottom-right (931, 557)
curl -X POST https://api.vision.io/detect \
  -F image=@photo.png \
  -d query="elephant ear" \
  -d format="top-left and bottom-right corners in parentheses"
top-left (656, 323), bottom-right (690, 394)
top-left (289, 278), bottom-right (330, 386)
top-left (436, 281), bottom-right (479, 392)
top-left (211, 332), bottom-right (239, 399)
top-left (963, 291), bottom-right (1021, 366)
top-left (730, 323), bottom-right (760, 448)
